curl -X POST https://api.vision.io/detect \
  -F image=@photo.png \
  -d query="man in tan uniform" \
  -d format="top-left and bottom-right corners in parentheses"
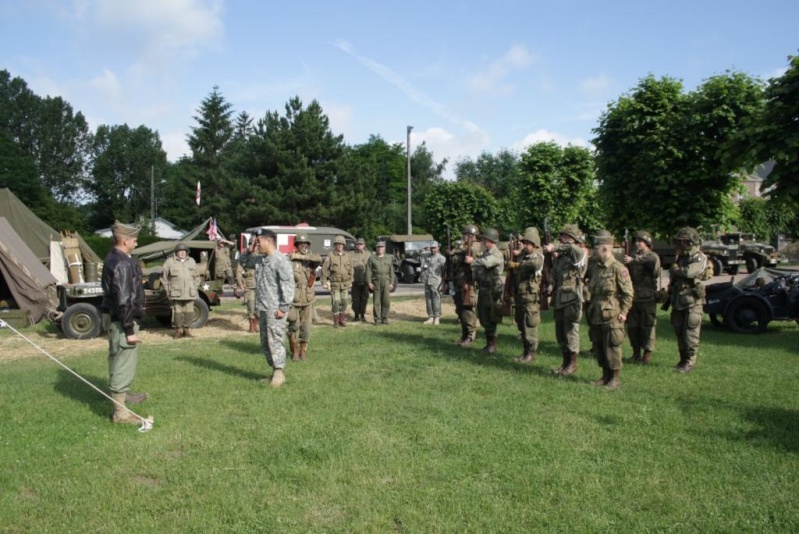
top-left (161, 242), bottom-right (199, 339)
top-left (350, 238), bottom-right (371, 323)
top-left (448, 224), bottom-right (482, 346)
top-left (322, 235), bottom-right (354, 327)
top-left (237, 236), bottom-right (262, 333)
top-left (466, 228), bottom-right (505, 354)
top-left (287, 233), bottom-right (322, 360)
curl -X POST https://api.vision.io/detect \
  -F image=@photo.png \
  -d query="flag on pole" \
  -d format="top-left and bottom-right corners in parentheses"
top-left (206, 218), bottom-right (219, 241)
top-left (196, 181), bottom-right (201, 206)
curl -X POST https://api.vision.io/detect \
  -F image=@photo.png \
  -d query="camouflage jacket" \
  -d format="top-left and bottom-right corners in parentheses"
top-left (420, 251), bottom-right (446, 287)
top-left (255, 252), bottom-right (295, 314)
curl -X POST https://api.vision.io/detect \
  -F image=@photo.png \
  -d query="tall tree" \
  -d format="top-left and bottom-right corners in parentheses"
top-left (423, 181), bottom-right (500, 243)
top-left (455, 149), bottom-right (521, 232)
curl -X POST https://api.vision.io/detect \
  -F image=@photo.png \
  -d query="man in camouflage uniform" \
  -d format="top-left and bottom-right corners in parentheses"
top-left (448, 224), bottom-right (482, 346)
top-left (322, 235), bottom-right (354, 327)
top-left (586, 230), bottom-right (635, 390)
top-left (287, 233), bottom-right (322, 361)
top-left (161, 242), bottom-right (199, 339)
top-left (236, 236), bottom-right (262, 333)
top-left (509, 227), bottom-right (544, 363)
top-left (366, 241), bottom-right (396, 324)
top-left (350, 238), bottom-right (371, 323)
top-left (466, 228), bottom-right (505, 354)
top-left (544, 224), bottom-right (588, 376)
top-left (254, 228), bottom-right (295, 388)
top-left (420, 241), bottom-right (446, 325)
top-left (623, 230), bottom-right (661, 364)
top-left (667, 227), bottom-right (709, 373)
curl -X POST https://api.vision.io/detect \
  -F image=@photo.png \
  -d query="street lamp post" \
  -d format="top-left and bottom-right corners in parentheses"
top-left (406, 125), bottom-right (413, 234)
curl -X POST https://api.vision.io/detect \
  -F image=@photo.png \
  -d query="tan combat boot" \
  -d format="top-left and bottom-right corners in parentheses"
top-left (591, 367), bottom-right (610, 386)
top-left (270, 369), bottom-right (285, 388)
top-left (299, 342), bottom-right (308, 361)
top-left (560, 352), bottom-right (579, 376)
top-left (173, 328), bottom-right (182, 339)
top-left (641, 350), bottom-right (653, 365)
top-left (111, 393), bottom-right (140, 425)
top-left (125, 391), bottom-right (148, 405)
top-left (289, 336), bottom-right (300, 361)
top-left (423, 317), bottom-right (435, 325)
top-left (605, 369), bottom-right (621, 390)
top-left (433, 317), bottom-right (440, 325)
top-left (182, 327), bottom-right (193, 338)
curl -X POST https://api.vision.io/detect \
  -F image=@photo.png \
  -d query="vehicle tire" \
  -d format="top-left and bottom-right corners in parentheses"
top-left (745, 256), bottom-right (759, 274)
top-left (711, 257), bottom-right (723, 277)
top-left (725, 297), bottom-right (769, 334)
top-left (62, 303), bottom-right (103, 339)
top-left (401, 263), bottom-right (416, 284)
top-left (189, 298), bottom-right (210, 329)
top-left (709, 313), bottom-right (725, 328)
top-left (726, 265), bottom-right (739, 275)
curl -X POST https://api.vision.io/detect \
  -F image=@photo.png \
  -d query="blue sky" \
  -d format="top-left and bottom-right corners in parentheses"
top-left (1, 0), bottom-right (796, 178)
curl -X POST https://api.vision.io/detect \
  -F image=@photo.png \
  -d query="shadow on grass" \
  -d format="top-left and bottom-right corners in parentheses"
top-left (176, 354), bottom-right (264, 382)
top-left (739, 406), bottom-right (799, 452)
top-left (53, 369), bottom-right (109, 418)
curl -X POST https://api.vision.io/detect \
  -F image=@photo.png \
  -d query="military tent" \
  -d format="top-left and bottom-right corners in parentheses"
top-left (0, 217), bottom-right (58, 326)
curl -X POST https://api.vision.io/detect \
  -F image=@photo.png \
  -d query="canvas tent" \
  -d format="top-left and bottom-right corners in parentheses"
top-left (0, 217), bottom-right (58, 325)
top-left (0, 188), bottom-right (101, 274)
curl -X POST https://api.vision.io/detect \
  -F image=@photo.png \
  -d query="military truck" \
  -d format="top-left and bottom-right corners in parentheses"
top-left (701, 237), bottom-right (744, 276)
top-left (378, 234), bottom-right (437, 283)
top-left (717, 232), bottom-right (787, 273)
top-left (56, 240), bottom-right (223, 339)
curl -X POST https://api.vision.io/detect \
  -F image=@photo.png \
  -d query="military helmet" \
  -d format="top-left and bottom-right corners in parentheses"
top-left (559, 224), bottom-right (583, 243)
top-left (333, 235), bottom-right (346, 245)
top-left (674, 227), bottom-right (700, 246)
top-left (634, 230), bottom-right (653, 247)
top-left (592, 229), bottom-right (614, 246)
top-left (479, 228), bottom-right (500, 243)
top-left (462, 224), bottom-right (479, 236)
top-left (521, 227), bottom-right (541, 247)
top-left (294, 233), bottom-right (311, 245)
top-left (356, 237), bottom-right (366, 245)
top-left (175, 242), bottom-right (189, 252)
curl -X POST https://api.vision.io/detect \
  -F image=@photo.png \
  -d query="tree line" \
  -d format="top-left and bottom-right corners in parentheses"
top-left (1, 53), bottom-right (797, 247)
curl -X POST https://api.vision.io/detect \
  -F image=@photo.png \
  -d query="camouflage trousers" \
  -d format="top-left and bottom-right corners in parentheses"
top-left (589, 322), bottom-right (626, 370)
top-left (554, 303), bottom-right (582, 354)
top-left (259, 310), bottom-right (288, 370)
top-left (288, 304), bottom-right (313, 343)
top-left (171, 299), bottom-right (194, 328)
top-left (627, 300), bottom-right (657, 352)
top-left (424, 284), bottom-right (442, 318)
top-left (351, 284), bottom-right (369, 317)
top-left (330, 282), bottom-right (350, 314)
top-left (243, 288), bottom-right (257, 319)
top-left (515, 302), bottom-right (541, 352)
top-left (103, 314), bottom-right (140, 394)
top-left (670, 306), bottom-right (703, 365)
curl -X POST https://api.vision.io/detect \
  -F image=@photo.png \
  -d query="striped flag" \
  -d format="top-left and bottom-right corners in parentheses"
top-left (206, 218), bottom-right (219, 241)
top-left (196, 181), bottom-right (201, 206)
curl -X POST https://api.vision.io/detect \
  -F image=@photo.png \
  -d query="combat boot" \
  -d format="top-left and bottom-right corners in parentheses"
top-left (560, 352), bottom-right (579, 376)
top-left (641, 350), bottom-right (653, 365)
top-left (289, 337), bottom-right (300, 362)
top-left (111, 393), bottom-right (140, 425)
top-left (340, 314), bottom-right (347, 327)
top-left (591, 367), bottom-right (610, 386)
top-left (424, 317), bottom-right (435, 324)
top-left (605, 369), bottom-right (621, 390)
top-left (125, 391), bottom-right (148, 405)
top-left (182, 327), bottom-right (193, 338)
top-left (482, 335), bottom-right (497, 354)
top-left (433, 317), bottom-right (440, 325)
top-left (624, 348), bottom-right (641, 364)
top-left (299, 342), bottom-right (308, 361)
top-left (515, 350), bottom-right (536, 363)
top-left (270, 368), bottom-right (285, 388)
top-left (173, 328), bottom-right (182, 339)
top-left (674, 352), bottom-right (688, 372)
top-left (333, 314), bottom-right (340, 328)
top-left (552, 351), bottom-right (570, 375)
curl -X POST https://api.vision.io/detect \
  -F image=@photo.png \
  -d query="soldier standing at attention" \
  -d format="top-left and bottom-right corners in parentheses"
top-left (623, 231), bottom-right (661, 364)
top-left (544, 224), bottom-right (588, 376)
top-left (350, 238), bottom-right (371, 323)
top-left (161, 242), bottom-right (199, 339)
top-left (586, 230), bottom-right (635, 389)
top-left (421, 241), bottom-right (446, 325)
top-left (254, 228), bottom-right (295, 388)
top-left (322, 235), bottom-right (354, 327)
top-left (287, 233), bottom-right (322, 361)
top-left (667, 227), bottom-right (709, 373)
top-left (237, 236), bottom-right (262, 334)
top-left (214, 240), bottom-right (236, 289)
top-left (449, 224), bottom-right (481, 346)
top-left (100, 221), bottom-right (146, 425)
top-left (366, 241), bottom-right (396, 325)
top-left (510, 227), bottom-right (544, 363)
top-left (465, 228), bottom-right (505, 354)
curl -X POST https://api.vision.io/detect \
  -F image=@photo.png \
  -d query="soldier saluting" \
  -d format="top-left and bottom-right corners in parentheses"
top-left (287, 233), bottom-right (322, 361)
top-left (448, 224), bottom-right (481, 346)
top-left (465, 228), bottom-right (505, 354)
top-left (622, 231), bottom-right (661, 364)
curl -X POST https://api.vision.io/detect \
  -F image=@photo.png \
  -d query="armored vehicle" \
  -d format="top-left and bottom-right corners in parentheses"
top-left (378, 234), bottom-right (437, 283)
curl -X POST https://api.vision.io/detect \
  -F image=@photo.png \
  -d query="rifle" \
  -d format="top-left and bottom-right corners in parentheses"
top-left (502, 232), bottom-right (520, 316)
top-left (307, 263), bottom-right (317, 288)
top-left (463, 240), bottom-right (474, 307)
top-left (441, 223), bottom-right (454, 295)
top-left (540, 219), bottom-right (553, 311)
top-left (623, 228), bottom-right (630, 257)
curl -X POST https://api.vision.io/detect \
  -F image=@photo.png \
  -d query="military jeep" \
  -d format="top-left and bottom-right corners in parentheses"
top-left (717, 232), bottom-right (787, 273)
top-left (378, 234), bottom-right (436, 284)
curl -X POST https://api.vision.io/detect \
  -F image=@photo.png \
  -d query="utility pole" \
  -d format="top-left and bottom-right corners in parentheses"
top-left (150, 166), bottom-right (156, 235)
top-left (406, 125), bottom-right (413, 234)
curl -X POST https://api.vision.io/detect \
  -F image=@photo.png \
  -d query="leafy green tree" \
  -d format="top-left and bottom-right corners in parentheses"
top-left (423, 181), bottom-right (500, 244)
top-left (409, 142), bottom-right (446, 232)
top-left (593, 73), bottom-right (764, 238)
top-left (455, 149), bottom-right (521, 233)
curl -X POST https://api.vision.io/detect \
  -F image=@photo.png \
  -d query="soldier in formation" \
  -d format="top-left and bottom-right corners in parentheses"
top-left (287, 233), bottom-right (322, 361)
top-left (214, 240), bottom-right (236, 289)
top-left (254, 228), bottom-right (294, 388)
top-left (623, 231), bottom-right (662, 364)
top-left (236, 236), bottom-right (262, 333)
top-left (161, 242), bottom-right (199, 339)
top-left (666, 227), bottom-right (710, 374)
top-left (420, 241), bottom-right (446, 325)
top-left (449, 224), bottom-right (482, 346)
top-left (322, 235), bottom-right (354, 327)
top-left (509, 227), bottom-right (544, 363)
top-left (366, 241), bottom-right (396, 324)
top-left (466, 228), bottom-right (505, 354)
top-left (350, 238), bottom-right (371, 323)
top-left (586, 230), bottom-right (634, 390)
top-left (544, 224), bottom-right (588, 376)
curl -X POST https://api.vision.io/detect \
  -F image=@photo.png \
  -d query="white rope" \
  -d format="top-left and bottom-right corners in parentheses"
top-left (0, 319), bottom-right (154, 432)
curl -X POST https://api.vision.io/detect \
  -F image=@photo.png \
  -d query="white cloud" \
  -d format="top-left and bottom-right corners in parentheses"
top-left (87, 68), bottom-right (122, 103)
top-left (411, 126), bottom-right (491, 180)
top-left (467, 44), bottom-right (536, 96)
top-left (511, 129), bottom-right (591, 153)
top-left (322, 102), bottom-right (354, 140)
top-left (579, 72), bottom-right (614, 98)
top-left (161, 131), bottom-right (190, 162)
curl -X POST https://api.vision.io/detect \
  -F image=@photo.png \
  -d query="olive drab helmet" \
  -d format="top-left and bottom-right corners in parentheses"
top-left (559, 224), bottom-right (583, 243)
top-left (674, 227), bottom-right (701, 246)
top-left (479, 228), bottom-right (500, 243)
top-left (175, 242), bottom-right (188, 252)
top-left (295, 233), bottom-right (311, 245)
top-left (333, 235), bottom-right (346, 245)
top-left (592, 229), bottom-right (614, 246)
top-left (462, 224), bottom-right (479, 236)
top-left (521, 227), bottom-right (541, 247)
top-left (634, 230), bottom-right (653, 248)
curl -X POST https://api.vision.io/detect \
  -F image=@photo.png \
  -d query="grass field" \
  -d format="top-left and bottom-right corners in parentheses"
top-left (1, 297), bottom-right (798, 532)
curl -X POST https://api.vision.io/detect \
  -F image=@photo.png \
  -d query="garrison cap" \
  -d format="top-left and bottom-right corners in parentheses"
top-left (112, 220), bottom-right (140, 238)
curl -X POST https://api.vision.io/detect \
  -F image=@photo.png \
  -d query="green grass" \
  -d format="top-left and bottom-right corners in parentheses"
top-left (1, 300), bottom-right (798, 532)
